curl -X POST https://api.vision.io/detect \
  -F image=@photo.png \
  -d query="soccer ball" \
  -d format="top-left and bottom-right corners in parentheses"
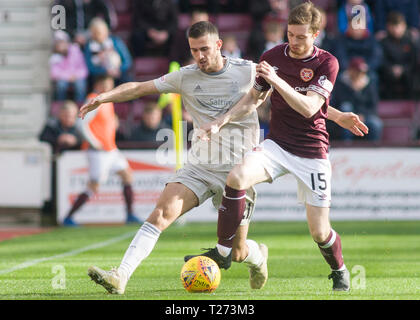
top-left (180, 256), bottom-right (221, 293)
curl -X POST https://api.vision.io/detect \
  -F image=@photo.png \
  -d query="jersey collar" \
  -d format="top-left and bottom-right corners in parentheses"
top-left (204, 56), bottom-right (230, 76)
top-left (284, 44), bottom-right (319, 62)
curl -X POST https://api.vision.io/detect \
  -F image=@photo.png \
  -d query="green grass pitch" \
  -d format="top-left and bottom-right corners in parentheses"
top-left (0, 221), bottom-right (419, 300)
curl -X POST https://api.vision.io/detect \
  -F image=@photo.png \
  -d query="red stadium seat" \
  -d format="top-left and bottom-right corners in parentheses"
top-left (178, 13), bottom-right (191, 31)
top-left (377, 100), bottom-right (418, 144)
top-left (132, 100), bottom-right (146, 121)
top-left (110, 0), bottom-right (131, 13)
top-left (114, 102), bottom-right (132, 121)
top-left (326, 12), bottom-right (337, 33)
top-left (215, 14), bottom-right (253, 32)
top-left (115, 12), bottom-right (132, 32)
top-left (381, 125), bottom-right (412, 144)
top-left (377, 100), bottom-right (416, 119)
top-left (134, 57), bottom-right (170, 81)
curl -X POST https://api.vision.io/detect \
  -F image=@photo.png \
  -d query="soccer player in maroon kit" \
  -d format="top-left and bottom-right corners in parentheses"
top-left (189, 2), bottom-right (365, 291)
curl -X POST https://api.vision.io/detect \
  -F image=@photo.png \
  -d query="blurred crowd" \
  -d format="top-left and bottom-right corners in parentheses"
top-left (43, 0), bottom-right (420, 151)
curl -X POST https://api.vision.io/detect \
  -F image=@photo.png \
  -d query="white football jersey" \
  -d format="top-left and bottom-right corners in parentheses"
top-left (154, 57), bottom-right (259, 172)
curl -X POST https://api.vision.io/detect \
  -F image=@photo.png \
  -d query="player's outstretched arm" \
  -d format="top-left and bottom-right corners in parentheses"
top-left (198, 87), bottom-right (269, 140)
top-left (79, 80), bottom-right (159, 119)
top-left (256, 61), bottom-right (325, 118)
top-left (327, 105), bottom-right (369, 137)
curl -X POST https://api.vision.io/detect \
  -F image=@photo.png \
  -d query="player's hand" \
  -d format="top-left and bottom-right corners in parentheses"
top-left (196, 120), bottom-right (222, 141)
top-left (336, 112), bottom-right (369, 136)
top-left (256, 61), bottom-right (278, 85)
top-left (79, 95), bottom-right (104, 119)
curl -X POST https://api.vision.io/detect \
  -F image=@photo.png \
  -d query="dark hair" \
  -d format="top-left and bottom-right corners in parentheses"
top-left (188, 21), bottom-right (219, 39)
top-left (387, 11), bottom-right (406, 25)
top-left (93, 75), bottom-right (113, 84)
top-left (288, 1), bottom-right (322, 34)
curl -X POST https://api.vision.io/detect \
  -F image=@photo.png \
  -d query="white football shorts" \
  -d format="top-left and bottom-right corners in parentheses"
top-left (245, 139), bottom-right (332, 208)
top-left (167, 163), bottom-right (257, 225)
top-left (87, 149), bottom-right (129, 184)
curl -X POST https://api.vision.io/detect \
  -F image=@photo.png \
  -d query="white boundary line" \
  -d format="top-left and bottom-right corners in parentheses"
top-left (0, 231), bottom-right (136, 276)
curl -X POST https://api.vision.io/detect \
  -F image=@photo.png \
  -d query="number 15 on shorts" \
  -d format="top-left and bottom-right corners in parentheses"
top-left (310, 172), bottom-right (327, 191)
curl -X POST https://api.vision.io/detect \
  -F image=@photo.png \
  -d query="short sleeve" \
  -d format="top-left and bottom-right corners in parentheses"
top-left (307, 56), bottom-right (339, 100)
top-left (153, 70), bottom-right (182, 94)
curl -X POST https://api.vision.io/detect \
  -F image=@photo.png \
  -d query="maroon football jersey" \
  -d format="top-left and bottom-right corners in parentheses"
top-left (254, 43), bottom-right (339, 159)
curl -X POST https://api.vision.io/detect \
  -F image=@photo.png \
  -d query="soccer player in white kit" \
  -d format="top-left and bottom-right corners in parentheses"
top-left (79, 21), bottom-right (368, 294)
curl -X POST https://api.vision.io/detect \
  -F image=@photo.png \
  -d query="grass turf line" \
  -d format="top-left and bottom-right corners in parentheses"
top-left (0, 221), bottom-right (419, 300)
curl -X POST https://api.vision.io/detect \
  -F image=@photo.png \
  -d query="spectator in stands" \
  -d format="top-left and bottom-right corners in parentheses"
top-left (378, 12), bottom-right (418, 100)
top-left (130, 0), bottom-right (178, 57)
top-left (248, 21), bottom-right (285, 61)
top-left (373, 0), bottom-right (419, 41)
top-left (170, 9), bottom-right (210, 65)
top-left (222, 35), bottom-right (242, 58)
top-left (39, 100), bottom-right (83, 224)
top-left (248, 0), bottom-right (288, 61)
top-left (84, 17), bottom-right (132, 85)
top-left (333, 18), bottom-right (383, 79)
top-left (331, 57), bottom-right (383, 142)
top-left (178, 0), bottom-right (219, 14)
top-left (314, 7), bottom-right (335, 53)
top-left (50, 30), bottom-right (88, 103)
top-left (55, 0), bottom-right (117, 47)
top-left (128, 102), bottom-right (169, 148)
top-left (337, 0), bottom-right (374, 35)
top-left (39, 100), bottom-right (83, 154)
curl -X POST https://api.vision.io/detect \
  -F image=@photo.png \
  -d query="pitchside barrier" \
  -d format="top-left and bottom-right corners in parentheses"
top-left (55, 148), bottom-right (420, 224)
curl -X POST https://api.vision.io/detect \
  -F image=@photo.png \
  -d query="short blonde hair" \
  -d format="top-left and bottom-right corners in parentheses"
top-left (288, 1), bottom-right (322, 34)
top-left (89, 17), bottom-right (109, 32)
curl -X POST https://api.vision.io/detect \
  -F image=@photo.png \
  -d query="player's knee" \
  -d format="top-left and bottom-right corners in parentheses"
top-left (147, 207), bottom-right (176, 231)
top-left (88, 182), bottom-right (99, 193)
top-left (310, 229), bottom-right (330, 243)
top-left (227, 165), bottom-right (248, 190)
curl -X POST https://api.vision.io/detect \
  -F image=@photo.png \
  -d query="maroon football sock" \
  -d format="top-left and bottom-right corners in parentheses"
top-left (217, 186), bottom-right (247, 248)
top-left (67, 192), bottom-right (90, 217)
top-left (317, 229), bottom-right (344, 270)
top-left (123, 184), bottom-right (134, 215)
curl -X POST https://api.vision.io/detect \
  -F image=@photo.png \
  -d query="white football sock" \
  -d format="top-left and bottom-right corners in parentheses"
top-left (118, 222), bottom-right (161, 279)
top-left (216, 244), bottom-right (232, 258)
top-left (243, 239), bottom-right (264, 267)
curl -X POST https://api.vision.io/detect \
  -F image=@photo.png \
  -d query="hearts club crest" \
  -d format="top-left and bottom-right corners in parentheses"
top-left (300, 68), bottom-right (314, 82)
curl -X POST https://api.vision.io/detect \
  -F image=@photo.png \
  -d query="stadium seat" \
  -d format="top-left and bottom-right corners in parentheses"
top-left (215, 14), bottom-right (253, 32)
top-left (134, 57), bottom-right (170, 82)
top-left (178, 13), bottom-right (191, 31)
top-left (115, 12), bottom-right (132, 32)
top-left (132, 100), bottom-right (146, 121)
top-left (381, 125), bottom-right (412, 144)
top-left (110, 0), bottom-right (131, 13)
top-left (377, 100), bottom-right (418, 144)
top-left (377, 100), bottom-right (416, 119)
top-left (326, 12), bottom-right (337, 33)
top-left (114, 102), bottom-right (132, 121)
